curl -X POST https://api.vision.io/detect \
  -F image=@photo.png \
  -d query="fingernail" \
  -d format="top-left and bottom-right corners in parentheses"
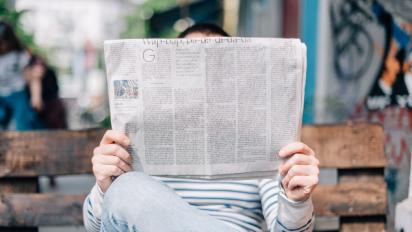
top-left (278, 150), bottom-right (285, 157)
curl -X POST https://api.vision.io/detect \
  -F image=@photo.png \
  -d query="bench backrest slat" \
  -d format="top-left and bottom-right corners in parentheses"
top-left (0, 129), bottom-right (105, 177)
top-left (0, 123), bottom-right (385, 176)
top-left (301, 123), bottom-right (386, 168)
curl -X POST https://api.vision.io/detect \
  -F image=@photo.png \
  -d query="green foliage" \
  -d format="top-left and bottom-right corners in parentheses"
top-left (0, 0), bottom-right (42, 54)
top-left (0, 1), bottom-right (22, 28)
top-left (100, 116), bottom-right (112, 129)
top-left (121, 6), bottom-right (148, 38)
top-left (157, 26), bottom-right (179, 38)
top-left (145, 0), bottom-right (177, 12)
top-left (121, 0), bottom-right (184, 39)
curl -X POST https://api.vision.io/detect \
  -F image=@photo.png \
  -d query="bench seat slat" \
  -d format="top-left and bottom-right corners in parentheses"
top-left (313, 182), bottom-right (387, 217)
top-left (0, 193), bottom-right (84, 226)
top-left (0, 180), bottom-right (387, 227)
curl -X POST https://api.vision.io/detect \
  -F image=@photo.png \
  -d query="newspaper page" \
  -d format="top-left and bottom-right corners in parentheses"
top-left (104, 37), bottom-right (306, 179)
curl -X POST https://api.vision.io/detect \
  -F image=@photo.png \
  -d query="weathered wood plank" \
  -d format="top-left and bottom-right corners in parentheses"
top-left (0, 180), bottom-right (387, 226)
top-left (339, 172), bottom-right (386, 185)
top-left (313, 182), bottom-right (387, 217)
top-left (0, 194), bottom-right (85, 226)
top-left (301, 123), bottom-right (386, 168)
top-left (0, 129), bottom-right (105, 177)
top-left (0, 123), bottom-right (386, 175)
top-left (341, 222), bottom-right (386, 232)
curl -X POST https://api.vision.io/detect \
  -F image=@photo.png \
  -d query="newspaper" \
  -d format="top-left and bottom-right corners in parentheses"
top-left (104, 37), bottom-right (306, 179)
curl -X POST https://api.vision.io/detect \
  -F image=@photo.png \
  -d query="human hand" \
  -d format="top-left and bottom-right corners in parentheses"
top-left (92, 130), bottom-right (133, 193)
top-left (30, 63), bottom-right (45, 80)
top-left (31, 96), bottom-right (43, 111)
top-left (278, 142), bottom-right (319, 202)
top-left (24, 63), bottom-right (45, 81)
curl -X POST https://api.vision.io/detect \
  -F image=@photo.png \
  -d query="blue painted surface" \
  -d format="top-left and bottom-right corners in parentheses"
top-left (300, 0), bottom-right (318, 124)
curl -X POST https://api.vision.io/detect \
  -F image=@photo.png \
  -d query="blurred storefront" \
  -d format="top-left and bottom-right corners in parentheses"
top-left (14, 0), bottom-right (130, 128)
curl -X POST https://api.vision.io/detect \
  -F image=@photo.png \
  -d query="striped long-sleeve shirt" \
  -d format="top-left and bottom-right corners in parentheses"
top-left (84, 176), bottom-right (314, 232)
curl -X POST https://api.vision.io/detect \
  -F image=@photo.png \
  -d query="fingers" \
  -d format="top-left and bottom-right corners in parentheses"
top-left (281, 164), bottom-right (319, 189)
top-left (93, 130), bottom-right (132, 192)
top-left (279, 143), bottom-right (319, 201)
top-left (278, 142), bottom-right (315, 158)
top-left (92, 154), bottom-right (133, 172)
top-left (94, 144), bottom-right (132, 165)
top-left (93, 163), bottom-right (124, 182)
top-left (92, 146), bottom-right (132, 192)
top-left (279, 153), bottom-right (319, 177)
top-left (100, 130), bottom-right (130, 147)
top-left (288, 175), bottom-right (319, 191)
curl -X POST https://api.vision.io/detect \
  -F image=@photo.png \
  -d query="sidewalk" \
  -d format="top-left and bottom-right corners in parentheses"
top-left (39, 174), bottom-right (95, 232)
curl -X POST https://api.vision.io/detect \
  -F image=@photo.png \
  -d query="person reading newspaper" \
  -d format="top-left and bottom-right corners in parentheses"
top-left (84, 23), bottom-right (319, 232)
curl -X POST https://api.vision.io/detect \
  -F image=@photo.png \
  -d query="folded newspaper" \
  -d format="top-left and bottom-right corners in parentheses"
top-left (104, 37), bottom-right (306, 179)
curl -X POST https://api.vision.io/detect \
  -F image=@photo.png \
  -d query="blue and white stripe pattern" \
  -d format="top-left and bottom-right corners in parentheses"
top-left (85, 197), bottom-right (101, 232)
top-left (84, 177), bottom-right (314, 232)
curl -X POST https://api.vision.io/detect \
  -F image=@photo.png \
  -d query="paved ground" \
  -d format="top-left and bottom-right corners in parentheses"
top-left (39, 175), bottom-right (95, 232)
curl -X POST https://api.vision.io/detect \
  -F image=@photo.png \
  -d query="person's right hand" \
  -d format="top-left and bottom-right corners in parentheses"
top-left (31, 95), bottom-right (43, 111)
top-left (92, 130), bottom-right (133, 193)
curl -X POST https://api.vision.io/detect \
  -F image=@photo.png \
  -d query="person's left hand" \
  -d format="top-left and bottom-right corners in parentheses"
top-left (278, 142), bottom-right (319, 202)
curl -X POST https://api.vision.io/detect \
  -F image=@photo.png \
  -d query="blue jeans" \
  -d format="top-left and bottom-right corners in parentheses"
top-left (0, 90), bottom-right (42, 130)
top-left (101, 172), bottom-right (237, 232)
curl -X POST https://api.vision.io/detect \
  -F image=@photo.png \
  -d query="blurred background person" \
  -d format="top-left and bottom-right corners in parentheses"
top-left (26, 54), bottom-right (67, 129)
top-left (0, 21), bottom-right (42, 130)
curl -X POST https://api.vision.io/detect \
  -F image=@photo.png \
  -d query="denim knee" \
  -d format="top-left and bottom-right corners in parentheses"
top-left (103, 172), bottom-right (166, 220)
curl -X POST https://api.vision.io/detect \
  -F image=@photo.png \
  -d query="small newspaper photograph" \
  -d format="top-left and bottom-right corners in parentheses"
top-left (104, 37), bottom-right (306, 179)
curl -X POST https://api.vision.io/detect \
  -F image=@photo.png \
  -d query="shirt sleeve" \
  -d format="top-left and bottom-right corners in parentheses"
top-left (20, 51), bottom-right (30, 69)
top-left (83, 183), bottom-right (105, 232)
top-left (258, 177), bottom-right (314, 232)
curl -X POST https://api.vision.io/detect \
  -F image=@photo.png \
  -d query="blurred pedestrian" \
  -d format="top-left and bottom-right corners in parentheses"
top-left (26, 55), bottom-right (67, 129)
top-left (0, 21), bottom-right (42, 130)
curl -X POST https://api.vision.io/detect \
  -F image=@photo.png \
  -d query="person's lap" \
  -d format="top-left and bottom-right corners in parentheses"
top-left (0, 90), bottom-right (43, 130)
top-left (0, 96), bottom-right (11, 129)
top-left (101, 172), bottom-right (238, 232)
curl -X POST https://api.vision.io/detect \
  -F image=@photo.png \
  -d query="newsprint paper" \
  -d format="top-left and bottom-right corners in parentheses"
top-left (104, 37), bottom-right (306, 179)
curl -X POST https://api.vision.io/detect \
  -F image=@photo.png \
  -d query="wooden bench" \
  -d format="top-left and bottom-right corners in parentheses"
top-left (303, 123), bottom-right (387, 231)
top-left (0, 123), bottom-right (386, 231)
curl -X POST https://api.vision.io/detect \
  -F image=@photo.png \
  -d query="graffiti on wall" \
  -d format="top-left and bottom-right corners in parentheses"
top-left (365, 3), bottom-right (412, 110)
top-left (330, 0), bottom-right (374, 82)
top-left (330, 0), bottom-right (412, 109)
top-left (330, 0), bottom-right (412, 167)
